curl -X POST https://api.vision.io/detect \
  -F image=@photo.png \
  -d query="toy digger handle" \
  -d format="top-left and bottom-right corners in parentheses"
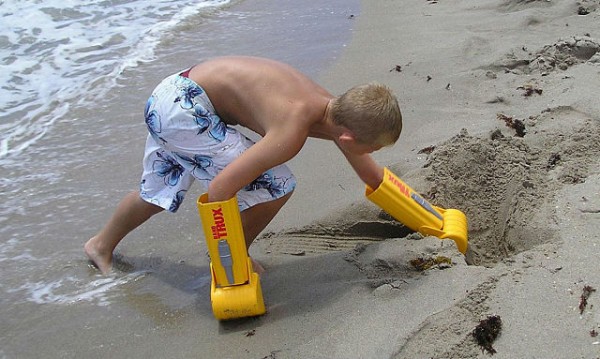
top-left (366, 167), bottom-right (468, 254)
top-left (197, 194), bottom-right (249, 286)
top-left (197, 194), bottom-right (266, 320)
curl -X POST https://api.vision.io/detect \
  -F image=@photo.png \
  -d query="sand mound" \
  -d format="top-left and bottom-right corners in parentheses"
top-left (498, 0), bottom-right (600, 14)
top-left (577, 0), bottom-right (600, 14)
top-left (527, 37), bottom-right (600, 73)
top-left (421, 106), bottom-right (600, 266)
top-left (490, 36), bottom-right (600, 75)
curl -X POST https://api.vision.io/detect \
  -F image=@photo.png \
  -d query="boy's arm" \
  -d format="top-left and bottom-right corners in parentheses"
top-left (207, 128), bottom-right (307, 202)
top-left (342, 151), bottom-right (385, 190)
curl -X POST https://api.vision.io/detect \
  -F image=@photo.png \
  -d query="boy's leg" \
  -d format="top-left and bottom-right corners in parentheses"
top-left (84, 191), bottom-right (164, 274)
top-left (240, 191), bottom-right (294, 273)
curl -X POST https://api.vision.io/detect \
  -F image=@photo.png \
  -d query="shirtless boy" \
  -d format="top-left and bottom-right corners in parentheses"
top-left (85, 56), bottom-right (402, 274)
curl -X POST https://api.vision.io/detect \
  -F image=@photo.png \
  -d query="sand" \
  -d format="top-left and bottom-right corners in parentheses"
top-left (8, 0), bottom-right (598, 358)
top-left (246, 0), bottom-right (600, 357)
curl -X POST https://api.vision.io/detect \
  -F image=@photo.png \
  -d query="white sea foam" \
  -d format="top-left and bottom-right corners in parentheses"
top-left (0, 0), bottom-right (231, 160)
top-left (10, 272), bottom-right (148, 306)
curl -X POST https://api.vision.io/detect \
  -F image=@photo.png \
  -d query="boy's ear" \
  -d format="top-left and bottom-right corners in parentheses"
top-left (338, 130), bottom-right (356, 144)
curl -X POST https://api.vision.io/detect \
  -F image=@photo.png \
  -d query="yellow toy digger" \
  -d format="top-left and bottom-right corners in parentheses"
top-left (366, 167), bottom-right (468, 254)
top-left (197, 194), bottom-right (265, 320)
top-left (197, 167), bottom-right (467, 321)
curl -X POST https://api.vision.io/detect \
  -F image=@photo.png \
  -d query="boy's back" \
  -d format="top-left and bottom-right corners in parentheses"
top-left (188, 56), bottom-right (332, 139)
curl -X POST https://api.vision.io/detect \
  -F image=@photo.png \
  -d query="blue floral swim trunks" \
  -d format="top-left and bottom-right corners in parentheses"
top-left (140, 71), bottom-right (297, 213)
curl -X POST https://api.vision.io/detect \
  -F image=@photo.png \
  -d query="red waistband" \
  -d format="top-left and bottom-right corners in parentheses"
top-left (180, 68), bottom-right (192, 78)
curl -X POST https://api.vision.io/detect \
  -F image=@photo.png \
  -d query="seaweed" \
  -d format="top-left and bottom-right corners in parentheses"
top-left (579, 285), bottom-right (596, 314)
top-left (497, 113), bottom-right (527, 137)
top-left (517, 83), bottom-right (543, 97)
top-left (473, 315), bottom-right (503, 355)
top-left (390, 65), bottom-right (402, 72)
top-left (409, 256), bottom-right (452, 271)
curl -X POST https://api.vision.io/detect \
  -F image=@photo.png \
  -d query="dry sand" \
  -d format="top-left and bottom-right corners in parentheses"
top-left (244, 0), bottom-right (600, 357)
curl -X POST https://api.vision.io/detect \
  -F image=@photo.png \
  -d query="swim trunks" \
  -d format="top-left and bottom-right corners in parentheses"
top-left (139, 71), bottom-right (296, 213)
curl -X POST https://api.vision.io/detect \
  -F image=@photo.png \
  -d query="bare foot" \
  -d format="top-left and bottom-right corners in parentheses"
top-left (84, 236), bottom-right (113, 275)
top-left (250, 257), bottom-right (265, 275)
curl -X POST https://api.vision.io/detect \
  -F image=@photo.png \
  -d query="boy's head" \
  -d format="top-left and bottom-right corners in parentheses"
top-left (330, 83), bottom-right (402, 147)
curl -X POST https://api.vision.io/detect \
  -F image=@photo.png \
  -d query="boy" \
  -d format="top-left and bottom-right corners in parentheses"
top-left (85, 56), bottom-right (402, 274)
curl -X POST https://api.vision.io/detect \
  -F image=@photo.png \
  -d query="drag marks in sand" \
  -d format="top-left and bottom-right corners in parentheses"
top-left (260, 203), bottom-right (411, 256)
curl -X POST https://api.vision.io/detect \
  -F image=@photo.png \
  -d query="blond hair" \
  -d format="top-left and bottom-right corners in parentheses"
top-left (330, 83), bottom-right (402, 146)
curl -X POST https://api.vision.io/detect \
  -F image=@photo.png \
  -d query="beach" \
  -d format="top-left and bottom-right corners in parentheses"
top-left (259, 1), bottom-right (600, 357)
top-left (293, 0), bottom-right (600, 357)
top-left (2, 0), bottom-right (600, 358)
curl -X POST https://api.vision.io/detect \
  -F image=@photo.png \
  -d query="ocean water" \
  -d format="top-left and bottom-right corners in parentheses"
top-left (0, 0), bottom-right (358, 356)
top-left (1, 0), bottom-right (234, 158)
top-left (0, 0), bottom-right (236, 233)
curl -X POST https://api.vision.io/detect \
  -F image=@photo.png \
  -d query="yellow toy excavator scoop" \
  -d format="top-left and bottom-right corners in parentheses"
top-left (197, 194), bottom-right (266, 320)
top-left (366, 167), bottom-right (468, 254)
